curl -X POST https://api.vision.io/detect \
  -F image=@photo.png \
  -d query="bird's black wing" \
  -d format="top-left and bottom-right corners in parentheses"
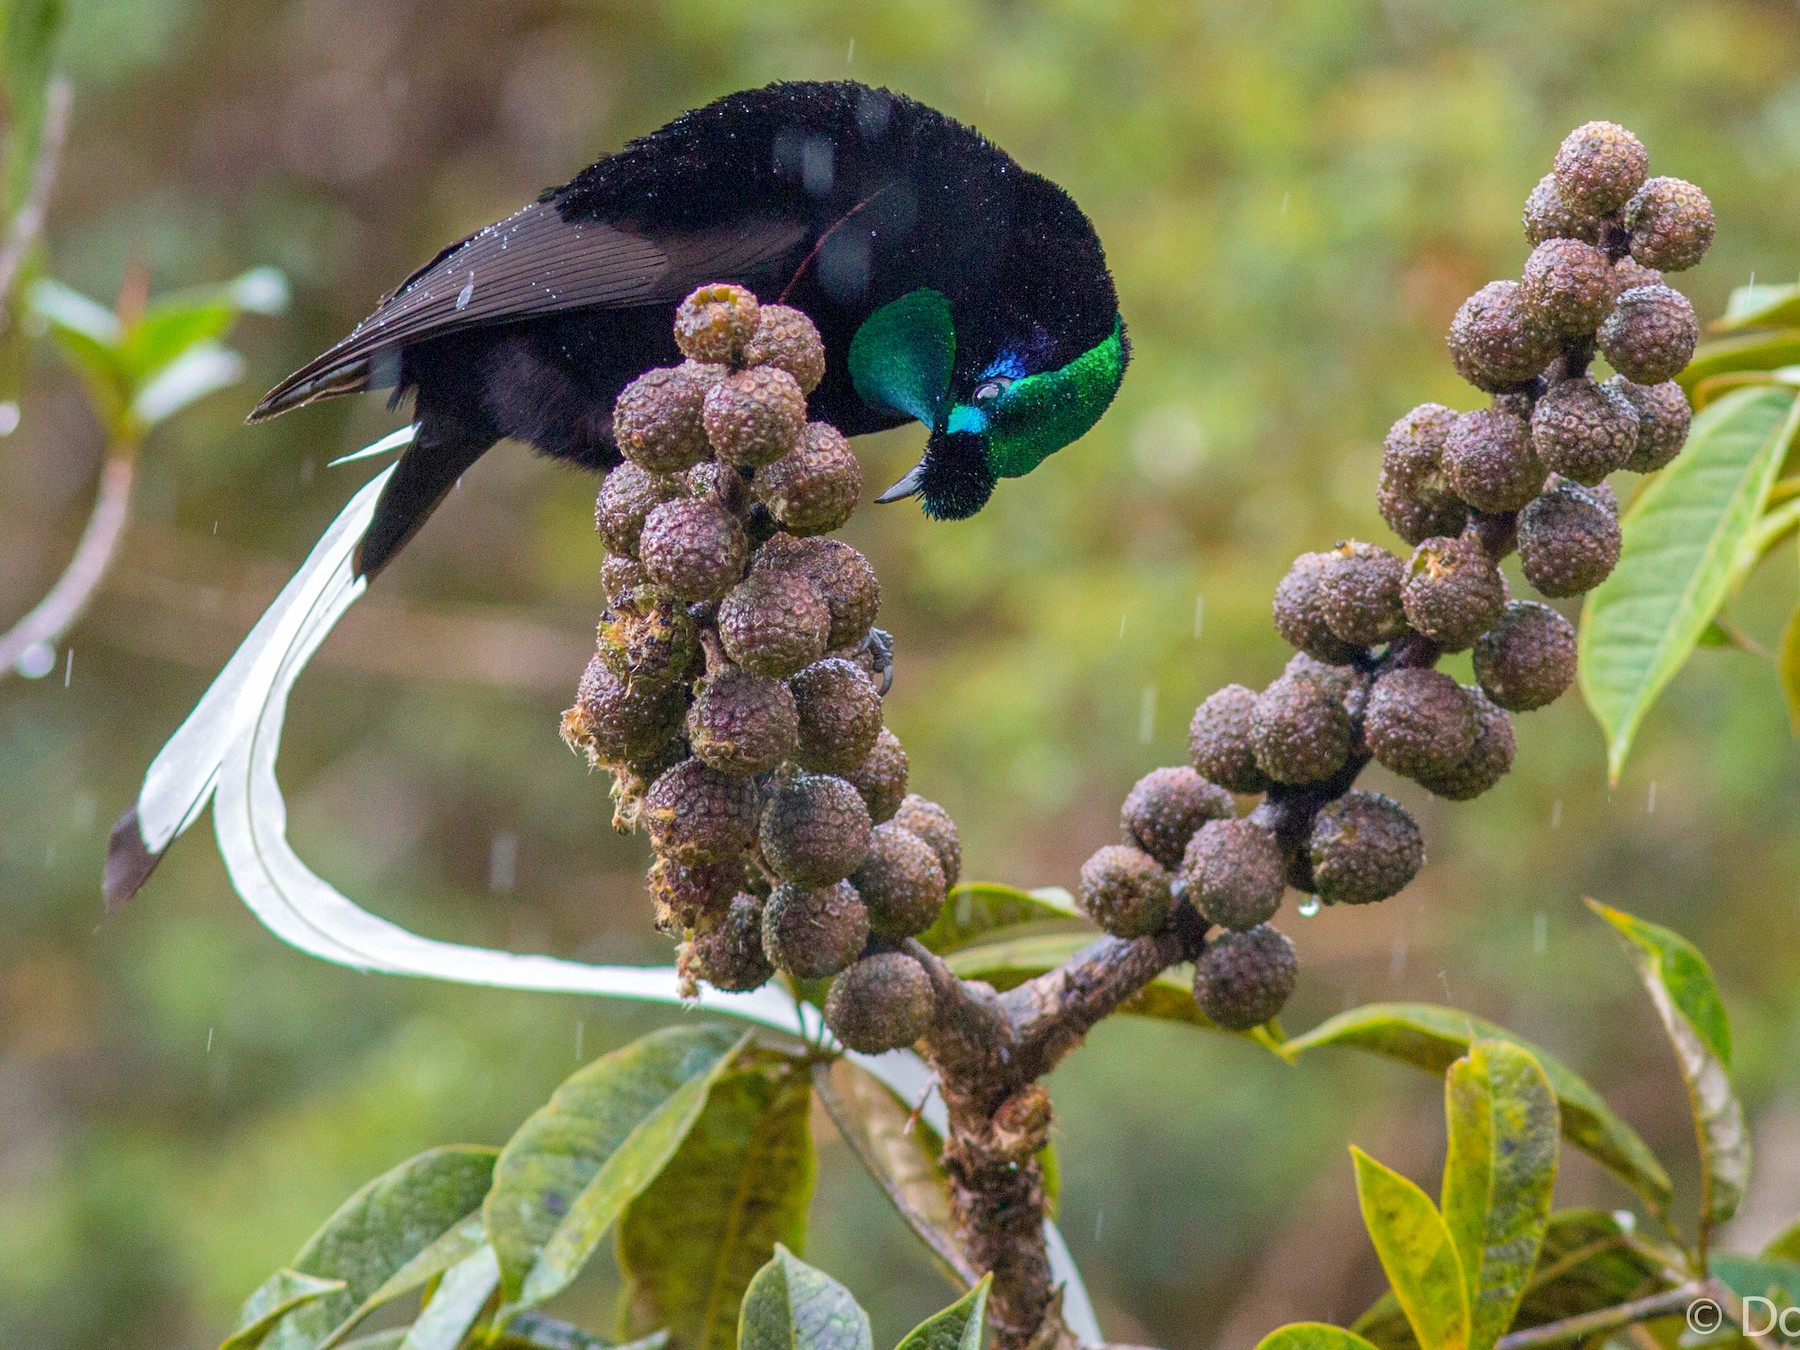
top-left (249, 202), bottom-right (806, 420)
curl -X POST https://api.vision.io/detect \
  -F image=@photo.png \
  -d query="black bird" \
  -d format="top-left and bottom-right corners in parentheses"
top-left (252, 79), bottom-right (1129, 577)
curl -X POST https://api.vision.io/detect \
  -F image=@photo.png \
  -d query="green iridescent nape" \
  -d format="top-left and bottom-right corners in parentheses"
top-left (977, 315), bottom-right (1127, 479)
top-left (847, 289), bottom-right (956, 427)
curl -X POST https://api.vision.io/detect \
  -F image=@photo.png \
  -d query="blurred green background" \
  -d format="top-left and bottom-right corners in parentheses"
top-left (5, 1), bottom-right (1800, 1345)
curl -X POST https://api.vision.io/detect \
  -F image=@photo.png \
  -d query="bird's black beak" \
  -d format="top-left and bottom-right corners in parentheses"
top-left (876, 460), bottom-right (925, 503)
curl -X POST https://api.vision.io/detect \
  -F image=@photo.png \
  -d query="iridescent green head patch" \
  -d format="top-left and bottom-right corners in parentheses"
top-left (952, 316), bottom-right (1127, 479)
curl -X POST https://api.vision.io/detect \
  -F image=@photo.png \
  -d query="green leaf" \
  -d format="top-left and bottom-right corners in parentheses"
top-left (1712, 1255), bottom-right (1800, 1318)
top-left (494, 1314), bottom-right (669, 1349)
top-left (1284, 1004), bottom-right (1672, 1214)
top-left (1780, 604), bottom-right (1800, 735)
top-left (1255, 1326), bottom-right (1387, 1350)
top-left (222, 1271), bottom-right (347, 1350)
top-left (1, 0), bottom-right (64, 211)
top-left (809, 1059), bottom-right (971, 1286)
top-left (895, 1276), bottom-right (991, 1350)
top-left (1714, 282), bottom-right (1800, 334)
top-left (915, 883), bottom-right (1083, 955)
top-left (120, 267), bottom-right (289, 380)
top-left (1440, 1042), bottom-right (1559, 1350)
top-left (1588, 900), bottom-right (1749, 1231)
top-left (1766, 1222), bottom-right (1800, 1263)
top-left (485, 1024), bottom-right (747, 1310)
top-left (254, 1146), bottom-right (496, 1350)
top-left (616, 1066), bottom-right (817, 1350)
top-left (1580, 385), bottom-right (1800, 780)
top-left (321, 1215), bottom-right (488, 1349)
top-left (1352, 1148), bottom-right (1469, 1350)
top-left (130, 340), bottom-right (245, 427)
top-left (1684, 332), bottom-right (1800, 395)
top-left (943, 930), bottom-right (1287, 1051)
top-left (398, 1244), bottom-right (499, 1350)
top-left (738, 1246), bottom-right (872, 1350)
top-left (1353, 1209), bottom-right (1679, 1350)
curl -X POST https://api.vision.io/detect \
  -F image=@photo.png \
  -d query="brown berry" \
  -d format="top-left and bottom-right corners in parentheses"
top-left (1416, 687), bottom-right (1516, 800)
top-left (756, 534), bottom-right (881, 649)
top-left (702, 365), bottom-right (807, 468)
top-left (762, 880), bottom-right (869, 979)
top-left (1523, 172), bottom-right (1604, 246)
top-left (644, 760), bottom-right (762, 865)
top-left (1605, 376), bottom-right (1691, 473)
top-left (1625, 177), bottom-right (1714, 272)
top-left (595, 587), bottom-right (699, 688)
top-left (1250, 674), bottom-right (1354, 785)
top-left (686, 668), bottom-right (798, 776)
top-left (1194, 925), bottom-right (1297, 1031)
top-left (1121, 766), bottom-right (1234, 870)
top-left (1078, 844), bottom-right (1174, 939)
top-left (789, 656), bottom-right (883, 775)
top-left (1401, 536), bottom-right (1507, 651)
top-left (743, 303), bottom-right (827, 393)
top-left (1598, 285), bottom-right (1699, 385)
top-left (1530, 378), bottom-right (1639, 485)
top-left (1443, 408), bottom-right (1546, 513)
top-left (638, 498), bottom-right (749, 601)
top-left (675, 283), bottom-right (760, 364)
top-left (1518, 479), bottom-right (1621, 597)
top-left (1448, 281), bottom-right (1557, 391)
top-left (1274, 551), bottom-right (1364, 664)
top-left (756, 422), bottom-right (862, 535)
top-left (1473, 601), bottom-right (1578, 711)
top-left (1308, 791), bottom-right (1423, 906)
top-left (843, 727), bottom-right (909, 824)
top-left (563, 654), bottom-right (687, 766)
top-left (1520, 238), bottom-right (1616, 335)
top-left (690, 895), bottom-right (775, 992)
top-left (1365, 667), bottom-right (1477, 781)
top-left (852, 822), bottom-right (947, 938)
top-left (760, 773), bottom-right (872, 886)
top-left (894, 795), bottom-right (961, 887)
top-left (613, 364), bottom-right (717, 474)
top-left (649, 855), bottom-right (744, 929)
top-left (1318, 541), bottom-right (1408, 646)
top-left (1189, 684), bottom-right (1271, 794)
top-left (1181, 818), bottom-right (1285, 931)
top-left (824, 952), bottom-right (935, 1053)
top-left (717, 567), bottom-right (830, 678)
top-left (596, 462), bottom-right (681, 557)
top-left (1553, 121), bottom-right (1649, 215)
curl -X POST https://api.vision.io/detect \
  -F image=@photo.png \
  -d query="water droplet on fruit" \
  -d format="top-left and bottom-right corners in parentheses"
top-left (1298, 896), bottom-right (1321, 918)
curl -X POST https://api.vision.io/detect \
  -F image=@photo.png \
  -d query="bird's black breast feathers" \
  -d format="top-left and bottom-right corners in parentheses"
top-left (252, 80), bottom-right (1119, 577)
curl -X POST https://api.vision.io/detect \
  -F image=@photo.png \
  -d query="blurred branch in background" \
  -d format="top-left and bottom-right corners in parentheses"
top-left (0, 72), bottom-right (67, 308)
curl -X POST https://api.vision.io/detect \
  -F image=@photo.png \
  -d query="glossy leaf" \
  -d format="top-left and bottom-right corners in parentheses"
top-left (1589, 900), bottom-right (1748, 1230)
top-left (943, 929), bottom-right (1287, 1051)
top-left (1713, 282), bottom-right (1800, 334)
top-left (1256, 1326), bottom-right (1387, 1350)
top-left (221, 1271), bottom-right (346, 1350)
top-left (896, 1277), bottom-right (991, 1350)
top-left (485, 1024), bottom-right (746, 1309)
top-left (398, 1244), bottom-right (499, 1350)
top-left (321, 1215), bottom-right (487, 1349)
top-left (616, 1066), bottom-right (816, 1350)
top-left (1580, 386), bottom-right (1800, 781)
top-left (1440, 1042), bottom-right (1559, 1350)
top-left (738, 1245), bottom-right (872, 1350)
top-left (1766, 1222), bottom-right (1800, 1263)
top-left (914, 882), bottom-right (1083, 954)
top-left (1781, 603), bottom-right (1800, 735)
top-left (1284, 1004), bottom-right (1671, 1213)
top-left (130, 341), bottom-right (244, 427)
top-left (1684, 332), bottom-right (1800, 395)
top-left (810, 1059), bottom-right (970, 1284)
top-left (1352, 1147), bottom-right (1469, 1350)
top-left (1712, 1255), bottom-right (1800, 1315)
top-left (259, 1145), bottom-right (497, 1350)
top-left (1353, 1209), bottom-right (1679, 1350)
top-left (495, 1316), bottom-right (668, 1349)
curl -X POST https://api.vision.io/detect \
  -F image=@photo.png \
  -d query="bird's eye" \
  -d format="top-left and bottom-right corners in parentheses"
top-left (971, 376), bottom-right (1013, 405)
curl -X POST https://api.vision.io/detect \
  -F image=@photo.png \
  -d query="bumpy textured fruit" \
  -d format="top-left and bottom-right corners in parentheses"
top-left (1604, 376), bottom-right (1691, 473)
top-left (1251, 674), bottom-right (1354, 784)
top-left (1193, 925), bottom-right (1297, 1031)
top-left (1448, 281), bottom-right (1557, 390)
top-left (674, 283), bottom-right (760, 364)
top-left (638, 498), bottom-right (749, 601)
top-left (1473, 601), bottom-right (1578, 711)
top-left (894, 795), bottom-right (961, 887)
top-left (1416, 687), bottom-right (1516, 800)
top-left (601, 552), bottom-right (647, 599)
top-left (1121, 766), bottom-right (1235, 870)
top-left (760, 773), bottom-right (873, 886)
top-left (595, 588), bottom-right (699, 688)
top-left (686, 667), bottom-right (798, 776)
top-left (1309, 791), bottom-right (1423, 906)
top-left (1597, 285), bottom-right (1699, 386)
top-left (1078, 844), bottom-right (1174, 939)
top-left (596, 462), bottom-right (681, 557)
top-left (758, 535), bottom-right (881, 649)
top-left (717, 567), bottom-right (831, 678)
top-left (1319, 541), bottom-right (1408, 646)
top-left (762, 880), bottom-right (869, 978)
top-left (1380, 403), bottom-right (1469, 545)
top-left (703, 366), bottom-right (807, 467)
top-left (1612, 258), bottom-right (1664, 292)
top-left (1286, 652), bottom-right (1372, 721)
top-left (844, 726), bottom-right (909, 824)
top-left (1518, 479), bottom-right (1621, 596)
top-left (612, 364), bottom-right (716, 474)
top-left (1274, 551), bottom-right (1363, 664)
top-left (644, 760), bottom-right (762, 865)
top-left (743, 303), bottom-right (827, 393)
top-left (1553, 121), bottom-right (1648, 214)
top-left (1189, 684), bottom-right (1271, 794)
top-left (564, 654), bottom-right (687, 766)
top-left (789, 656), bottom-right (883, 774)
top-left (1401, 536), bottom-right (1507, 651)
top-left (1625, 177), bottom-right (1715, 272)
top-left (1523, 172), bottom-right (1604, 246)
top-left (1443, 408), bottom-right (1545, 513)
top-left (1365, 667), bottom-right (1476, 781)
top-left (1180, 818), bottom-right (1285, 931)
top-left (823, 952), bottom-right (936, 1053)
top-left (649, 855), bottom-right (743, 930)
top-left (1530, 378), bottom-right (1639, 486)
top-left (851, 821), bottom-right (947, 938)
top-left (1520, 238), bottom-right (1616, 334)
top-left (690, 895), bottom-right (774, 991)
top-left (756, 423), bottom-right (862, 535)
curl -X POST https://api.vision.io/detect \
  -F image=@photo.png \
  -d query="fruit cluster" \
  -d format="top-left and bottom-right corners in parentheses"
top-left (1080, 121), bottom-right (1712, 1033)
top-left (561, 284), bottom-right (962, 1054)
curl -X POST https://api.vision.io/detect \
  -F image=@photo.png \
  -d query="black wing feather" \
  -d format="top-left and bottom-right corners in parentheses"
top-left (249, 202), bottom-right (804, 420)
